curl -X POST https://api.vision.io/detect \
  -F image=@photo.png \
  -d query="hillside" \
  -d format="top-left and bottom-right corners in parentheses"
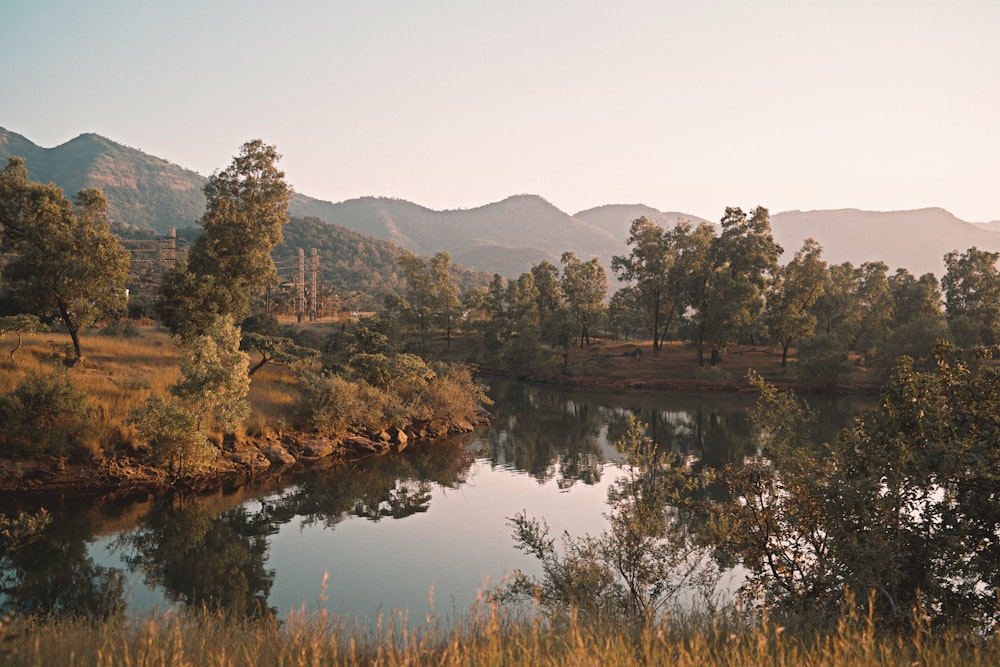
top-left (0, 128), bottom-right (206, 233)
top-left (573, 204), bottom-right (711, 242)
top-left (770, 208), bottom-right (1000, 276)
top-left (4, 127), bottom-right (1000, 281)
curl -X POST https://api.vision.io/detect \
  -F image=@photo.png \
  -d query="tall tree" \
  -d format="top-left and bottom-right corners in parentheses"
top-left (942, 247), bottom-right (1000, 344)
top-left (397, 250), bottom-right (461, 350)
top-left (764, 238), bottom-right (827, 367)
top-left (560, 251), bottom-right (608, 348)
top-left (889, 268), bottom-right (943, 327)
top-left (0, 157), bottom-right (130, 362)
top-left (686, 207), bottom-right (780, 366)
top-left (612, 217), bottom-right (673, 352)
top-left (157, 140), bottom-right (291, 339)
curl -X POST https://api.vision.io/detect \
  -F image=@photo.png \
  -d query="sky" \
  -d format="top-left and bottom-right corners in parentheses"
top-left (2, 0), bottom-right (998, 222)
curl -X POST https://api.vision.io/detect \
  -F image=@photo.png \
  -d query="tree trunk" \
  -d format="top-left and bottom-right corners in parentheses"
top-left (60, 306), bottom-right (83, 362)
top-left (781, 342), bottom-right (790, 367)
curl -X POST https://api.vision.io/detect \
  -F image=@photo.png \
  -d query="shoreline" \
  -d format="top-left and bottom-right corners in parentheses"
top-left (0, 416), bottom-right (486, 503)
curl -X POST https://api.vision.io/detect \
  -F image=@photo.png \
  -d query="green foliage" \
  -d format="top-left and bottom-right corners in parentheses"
top-left (560, 251), bottom-right (608, 348)
top-left (872, 316), bottom-right (950, 379)
top-left (0, 157), bottom-right (130, 361)
top-left (349, 352), bottom-right (434, 397)
top-left (0, 372), bottom-right (97, 457)
top-left (0, 313), bottom-right (44, 363)
top-left (720, 349), bottom-right (1000, 631)
top-left (942, 246), bottom-right (1000, 344)
top-left (157, 141), bottom-right (290, 339)
top-left (794, 333), bottom-right (852, 387)
top-left (497, 416), bottom-right (719, 628)
top-left (409, 363), bottom-right (491, 425)
top-left (169, 317), bottom-right (250, 433)
top-left (242, 332), bottom-right (318, 377)
top-left (295, 371), bottom-right (395, 437)
top-left (99, 318), bottom-right (139, 338)
top-left (129, 396), bottom-right (216, 476)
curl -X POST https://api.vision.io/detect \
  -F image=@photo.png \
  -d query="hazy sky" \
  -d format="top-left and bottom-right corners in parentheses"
top-left (2, 1), bottom-right (998, 221)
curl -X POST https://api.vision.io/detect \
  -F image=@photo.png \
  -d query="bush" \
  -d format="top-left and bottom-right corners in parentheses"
top-left (795, 333), bottom-right (852, 387)
top-left (0, 372), bottom-right (97, 457)
top-left (410, 364), bottom-right (491, 424)
top-left (100, 318), bottom-right (139, 338)
top-left (296, 372), bottom-right (399, 437)
top-left (129, 396), bottom-right (217, 476)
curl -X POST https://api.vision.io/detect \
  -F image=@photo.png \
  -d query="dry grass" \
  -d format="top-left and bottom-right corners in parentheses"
top-left (4, 603), bottom-right (998, 666)
top-left (0, 326), bottom-right (299, 449)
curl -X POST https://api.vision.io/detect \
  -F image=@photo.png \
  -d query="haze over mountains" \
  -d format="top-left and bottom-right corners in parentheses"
top-left (2, 126), bottom-right (999, 279)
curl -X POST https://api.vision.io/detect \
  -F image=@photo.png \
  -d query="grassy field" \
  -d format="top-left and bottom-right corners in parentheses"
top-left (3, 604), bottom-right (998, 666)
top-left (0, 325), bottom-right (301, 451)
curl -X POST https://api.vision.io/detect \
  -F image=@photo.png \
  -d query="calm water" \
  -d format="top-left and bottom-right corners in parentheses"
top-left (0, 378), bottom-right (867, 625)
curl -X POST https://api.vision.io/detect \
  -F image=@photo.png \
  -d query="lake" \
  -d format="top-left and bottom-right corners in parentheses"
top-left (0, 378), bottom-right (868, 625)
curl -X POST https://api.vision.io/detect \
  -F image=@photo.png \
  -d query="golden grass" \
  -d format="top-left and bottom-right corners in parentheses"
top-left (0, 327), bottom-right (299, 449)
top-left (4, 604), bottom-right (999, 667)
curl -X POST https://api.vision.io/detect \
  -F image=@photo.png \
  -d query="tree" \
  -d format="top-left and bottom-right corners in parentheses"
top-left (156, 141), bottom-right (291, 339)
top-left (764, 238), bottom-right (827, 367)
top-left (686, 207), bottom-right (780, 366)
top-left (0, 313), bottom-right (43, 363)
top-left (397, 250), bottom-right (461, 350)
top-left (241, 332), bottom-right (318, 377)
top-left (497, 416), bottom-right (718, 627)
top-left (612, 217), bottom-right (674, 352)
top-left (169, 317), bottom-right (250, 433)
top-left (0, 157), bottom-right (130, 362)
top-left (942, 247), bottom-right (1000, 345)
top-left (560, 251), bottom-right (608, 348)
top-left (854, 261), bottom-right (894, 358)
top-left (889, 268), bottom-right (942, 328)
top-left (129, 396), bottom-right (216, 476)
top-left (719, 347), bottom-right (1000, 631)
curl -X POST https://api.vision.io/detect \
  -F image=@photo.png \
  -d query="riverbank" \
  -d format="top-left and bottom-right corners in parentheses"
top-left (0, 326), bottom-right (489, 501)
top-left (0, 415), bottom-right (487, 501)
top-left (498, 339), bottom-right (881, 395)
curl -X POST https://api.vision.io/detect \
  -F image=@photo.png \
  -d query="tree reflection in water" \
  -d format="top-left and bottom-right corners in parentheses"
top-left (1, 381), bottom-right (866, 621)
top-left (109, 436), bottom-right (477, 618)
top-left (1, 512), bottom-right (125, 618)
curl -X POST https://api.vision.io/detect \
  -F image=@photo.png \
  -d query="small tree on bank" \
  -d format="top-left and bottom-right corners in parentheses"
top-left (0, 158), bottom-right (130, 362)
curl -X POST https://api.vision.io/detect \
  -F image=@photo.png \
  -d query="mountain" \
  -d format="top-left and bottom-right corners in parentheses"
top-left (0, 127), bottom-right (207, 233)
top-left (5, 127), bottom-right (1000, 281)
top-left (770, 208), bottom-right (1000, 277)
top-left (573, 204), bottom-right (710, 242)
top-left (289, 193), bottom-right (620, 276)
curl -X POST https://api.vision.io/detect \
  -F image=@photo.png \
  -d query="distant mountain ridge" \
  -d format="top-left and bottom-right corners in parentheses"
top-left (2, 127), bottom-right (998, 280)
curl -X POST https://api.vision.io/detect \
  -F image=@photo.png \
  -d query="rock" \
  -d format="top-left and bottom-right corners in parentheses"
top-left (453, 420), bottom-right (475, 433)
top-left (302, 441), bottom-right (335, 458)
top-left (388, 427), bottom-right (408, 446)
top-left (262, 444), bottom-right (296, 466)
top-left (374, 430), bottom-right (392, 443)
top-left (227, 450), bottom-right (272, 471)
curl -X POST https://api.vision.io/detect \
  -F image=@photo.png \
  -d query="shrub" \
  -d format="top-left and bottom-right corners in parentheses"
top-left (100, 318), bottom-right (139, 338)
top-left (410, 364), bottom-right (491, 424)
top-left (0, 372), bottom-right (97, 457)
top-left (295, 372), bottom-right (398, 437)
top-left (129, 396), bottom-right (217, 476)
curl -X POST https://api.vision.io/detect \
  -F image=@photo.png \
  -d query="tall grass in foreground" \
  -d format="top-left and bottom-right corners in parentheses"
top-left (3, 604), bottom-right (999, 666)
